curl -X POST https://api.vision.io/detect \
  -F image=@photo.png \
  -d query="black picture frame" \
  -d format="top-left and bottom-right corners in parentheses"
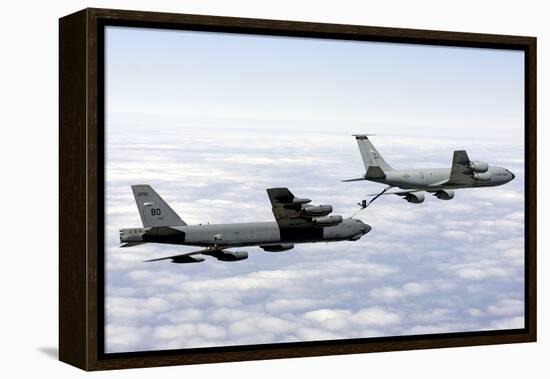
top-left (59, 7), bottom-right (537, 371)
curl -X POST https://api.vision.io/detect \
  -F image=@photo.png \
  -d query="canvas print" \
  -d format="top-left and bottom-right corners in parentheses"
top-left (104, 26), bottom-right (525, 353)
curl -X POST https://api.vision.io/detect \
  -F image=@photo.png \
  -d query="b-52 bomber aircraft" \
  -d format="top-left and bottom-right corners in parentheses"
top-left (344, 135), bottom-right (515, 204)
top-left (120, 185), bottom-right (371, 264)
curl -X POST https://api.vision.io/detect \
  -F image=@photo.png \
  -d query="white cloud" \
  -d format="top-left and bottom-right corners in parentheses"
top-left (294, 328), bottom-right (344, 341)
top-left (455, 267), bottom-right (509, 280)
top-left (265, 298), bottom-right (330, 313)
top-left (489, 316), bottom-right (524, 329)
top-left (304, 309), bottom-right (350, 323)
top-left (354, 307), bottom-right (401, 326)
top-left (466, 308), bottom-right (484, 317)
top-left (487, 299), bottom-right (524, 316)
top-left (405, 323), bottom-right (478, 335)
top-left (229, 316), bottom-right (293, 337)
top-left (304, 307), bottom-right (401, 329)
top-left (153, 323), bottom-right (195, 340)
top-left (370, 282), bottom-right (430, 302)
top-left (158, 308), bottom-right (204, 323)
top-left (104, 124), bottom-right (525, 352)
top-left (105, 325), bottom-right (153, 352)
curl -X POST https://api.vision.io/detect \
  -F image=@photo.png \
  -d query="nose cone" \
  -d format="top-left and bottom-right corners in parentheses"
top-left (356, 219), bottom-right (371, 234)
top-left (363, 224), bottom-right (372, 234)
top-left (506, 169), bottom-right (515, 182)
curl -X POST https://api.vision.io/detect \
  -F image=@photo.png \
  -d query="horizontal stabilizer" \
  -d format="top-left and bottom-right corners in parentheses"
top-left (341, 177), bottom-right (366, 182)
top-left (120, 242), bottom-right (145, 248)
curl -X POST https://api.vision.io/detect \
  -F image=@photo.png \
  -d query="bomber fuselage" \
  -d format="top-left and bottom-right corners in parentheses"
top-left (120, 218), bottom-right (370, 248)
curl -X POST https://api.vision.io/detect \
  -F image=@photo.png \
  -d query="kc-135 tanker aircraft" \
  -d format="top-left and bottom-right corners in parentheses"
top-left (120, 185), bottom-right (371, 264)
top-left (344, 135), bottom-right (515, 204)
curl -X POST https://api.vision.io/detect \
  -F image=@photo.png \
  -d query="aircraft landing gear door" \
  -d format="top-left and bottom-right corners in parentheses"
top-left (214, 234), bottom-right (223, 245)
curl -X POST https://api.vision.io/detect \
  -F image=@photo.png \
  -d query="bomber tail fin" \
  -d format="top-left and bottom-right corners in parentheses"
top-left (353, 135), bottom-right (393, 172)
top-left (131, 185), bottom-right (187, 228)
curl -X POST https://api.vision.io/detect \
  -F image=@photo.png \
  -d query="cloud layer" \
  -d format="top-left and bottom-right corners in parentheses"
top-left (104, 124), bottom-right (525, 353)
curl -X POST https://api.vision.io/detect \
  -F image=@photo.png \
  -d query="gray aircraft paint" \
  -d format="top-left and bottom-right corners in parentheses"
top-left (345, 135), bottom-right (515, 201)
top-left (120, 185), bottom-right (371, 263)
top-left (132, 184), bottom-right (186, 227)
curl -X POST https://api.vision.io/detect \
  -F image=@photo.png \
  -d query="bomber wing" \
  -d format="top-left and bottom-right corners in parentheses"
top-left (266, 188), bottom-right (342, 228)
top-left (144, 248), bottom-right (208, 263)
top-left (145, 248), bottom-right (249, 263)
top-left (447, 150), bottom-right (475, 185)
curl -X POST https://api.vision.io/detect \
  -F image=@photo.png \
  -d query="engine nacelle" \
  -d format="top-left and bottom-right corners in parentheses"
top-left (313, 215), bottom-right (343, 226)
top-left (293, 197), bottom-right (311, 204)
top-left (301, 204), bottom-right (333, 217)
top-left (434, 189), bottom-right (455, 200)
top-left (405, 191), bottom-right (425, 204)
top-left (217, 251), bottom-right (248, 261)
top-left (260, 243), bottom-right (294, 252)
top-left (469, 160), bottom-right (489, 173)
top-left (473, 171), bottom-right (492, 181)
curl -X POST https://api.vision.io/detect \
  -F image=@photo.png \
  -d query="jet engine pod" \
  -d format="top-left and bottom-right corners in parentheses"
top-left (434, 189), bottom-right (455, 200)
top-left (313, 215), bottom-right (343, 226)
top-left (473, 171), bottom-right (492, 181)
top-left (260, 243), bottom-right (295, 252)
top-left (216, 250), bottom-right (248, 261)
top-left (469, 160), bottom-right (489, 173)
top-left (301, 205), bottom-right (333, 217)
top-left (404, 191), bottom-right (425, 204)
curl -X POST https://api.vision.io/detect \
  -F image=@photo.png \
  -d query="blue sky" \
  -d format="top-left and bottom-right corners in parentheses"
top-left (106, 26), bottom-right (524, 139)
top-left (104, 26), bottom-right (525, 353)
